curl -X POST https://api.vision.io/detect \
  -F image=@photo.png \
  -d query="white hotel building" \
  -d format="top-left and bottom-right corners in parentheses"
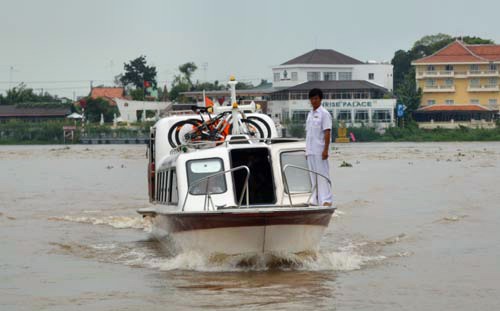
top-left (267, 49), bottom-right (397, 128)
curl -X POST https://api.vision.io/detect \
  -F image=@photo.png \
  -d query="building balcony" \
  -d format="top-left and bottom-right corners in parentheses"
top-left (467, 85), bottom-right (500, 92)
top-left (423, 85), bottom-right (456, 93)
top-left (417, 71), bottom-right (454, 79)
top-left (467, 70), bottom-right (499, 77)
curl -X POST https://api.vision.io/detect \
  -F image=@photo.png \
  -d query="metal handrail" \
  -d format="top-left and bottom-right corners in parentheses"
top-left (282, 164), bottom-right (332, 206)
top-left (182, 165), bottom-right (251, 211)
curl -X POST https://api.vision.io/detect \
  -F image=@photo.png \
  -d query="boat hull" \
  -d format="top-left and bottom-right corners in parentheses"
top-left (150, 207), bottom-right (334, 255)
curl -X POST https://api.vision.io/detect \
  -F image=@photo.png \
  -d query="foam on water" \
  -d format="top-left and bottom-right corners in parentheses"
top-left (49, 215), bottom-right (152, 232)
top-left (154, 250), bottom-right (384, 272)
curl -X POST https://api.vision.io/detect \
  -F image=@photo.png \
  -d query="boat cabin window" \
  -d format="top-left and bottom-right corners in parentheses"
top-left (230, 148), bottom-right (276, 205)
top-left (169, 169), bottom-right (178, 204)
top-left (187, 158), bottom-right (226, 195)
top-left (156, 170), bottom-right (169, 203)
top-left (281, 151), bottom-right (312, 193)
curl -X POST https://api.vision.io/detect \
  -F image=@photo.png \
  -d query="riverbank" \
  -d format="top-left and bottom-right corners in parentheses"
top-left (346, 125), bottom-right (500, 142)
top-left (287, 121), bottom-right (500, 142)
top-left (0, 120), bottom-right (152, 145)
top-left (2, 120), bottom-right (500, 144)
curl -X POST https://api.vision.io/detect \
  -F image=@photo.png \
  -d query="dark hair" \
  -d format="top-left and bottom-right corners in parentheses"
top-left (308, 88), bottom-right (323, 100)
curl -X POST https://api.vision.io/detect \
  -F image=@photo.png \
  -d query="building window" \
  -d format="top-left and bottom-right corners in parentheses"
top-left (372, 110), bottom-right (391, 122)
top-left (291, 72), bottom-right (298, 81)
top-left (445, 99), bottom-right (454, 105)
top-left (488, 99), bottom-right (498, 108)
top-left (470, 99), bottom-right (480, 105)
top-left (427, 65), bottom-right (436, 72)
top-left (337, 110), bottom-right (352, 121)
top-left (307, 72), bottom-right (321, 81)
top-left (489, 64), bottom-right (498, 72)
top-left (444, 78), bottom-right (454, 87)
top-left (488, 77), bottom-right (498, 87)
top-left (355, 110), bottom-right (369, 122)
top-left (291, 110), bottom-right (309, 123)
top-left (338, 72), bottom-right (352, 80)
top-left (427, 100), bottom-right (436, 106)
top-left (273, 72), bottom-right (280, 82)
top-left (470, 64), bottom-right (480, 72)
top-left (445, 65), bottom-right (454, 71)
top-left (323, 72), bottom-right (336, 81)
top-left (425, 79), bottom-right (437, 87)
top-left (368, 73), bottom-right (375, 80)
top-left (470, 78), bottom-right (480, 87)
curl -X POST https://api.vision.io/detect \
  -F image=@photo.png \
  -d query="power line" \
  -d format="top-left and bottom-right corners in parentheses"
top-left (0, 79), bottom-right (113, 84)
top-left (0, 86), bottom-right (90, 92)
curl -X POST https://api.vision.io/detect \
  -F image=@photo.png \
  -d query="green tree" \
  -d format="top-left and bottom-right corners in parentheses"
top-left (169, 62), bottom-right (198, 102)
top-left (81, 97), bottom-right (120, 123)
top-left (413, 33), bottom-right (453, 49)
top-left (0, 83), bottom-right (60, 105)
top-left (396, 68), bottom-right (422, 115)
top-left (119, 56), bottom-right (157, 89)
top-left (178, 62), bottom-right (197, 86)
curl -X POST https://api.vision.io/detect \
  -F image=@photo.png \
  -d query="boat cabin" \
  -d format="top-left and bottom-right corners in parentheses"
top-left (147, 115), bottom-right (324, 212)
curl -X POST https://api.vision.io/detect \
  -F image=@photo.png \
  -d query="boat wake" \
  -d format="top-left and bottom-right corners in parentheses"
top-left (49, 215), bottom-right (152, 232)
top-left (50, 238), bottom-right (386, 273)
top-left (156, 250), bottom-right (384, 272)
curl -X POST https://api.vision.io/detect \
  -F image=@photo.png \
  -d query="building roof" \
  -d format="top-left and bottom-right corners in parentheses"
top-left (413, 40), bottom-right (500, 64)
top-left (90, 87), bottom-right (125, 99)
top-left (416, 104), bottom-right (493, 112)
top-left (277, 80), bottom-right (388, 92)
top-left (0, 105), bottom-right (71, 117)
top-left (281, 49), bottom-right (364, 65)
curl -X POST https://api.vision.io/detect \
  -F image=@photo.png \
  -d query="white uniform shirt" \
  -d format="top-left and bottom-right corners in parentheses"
top-left (305, 106), bottom-right (332, 156)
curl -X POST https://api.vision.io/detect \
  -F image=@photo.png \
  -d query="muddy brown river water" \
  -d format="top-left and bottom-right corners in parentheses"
top-left (1, 142), bottom-right (499, 310)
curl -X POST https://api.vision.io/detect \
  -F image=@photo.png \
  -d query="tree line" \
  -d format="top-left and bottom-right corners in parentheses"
top-left (1, 33), bottom-right (495, 124)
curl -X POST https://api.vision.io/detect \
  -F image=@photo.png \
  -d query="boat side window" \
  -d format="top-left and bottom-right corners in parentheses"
top-left (157, 170), bottom-right (169, 203)
top-left (281, 151), bottom-right (312, 193)
top-left (186, 158), bottom-right (226, 195)
top-left (169, 169), bottom-right (178, 204)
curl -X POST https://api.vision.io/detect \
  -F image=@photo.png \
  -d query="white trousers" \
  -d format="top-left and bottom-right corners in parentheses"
top-left (307, 155), bottom-right (333, 205)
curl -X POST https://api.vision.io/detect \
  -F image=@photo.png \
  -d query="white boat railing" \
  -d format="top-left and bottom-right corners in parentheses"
top-left (182, 165), bottom-right (251, 211)
top-left (282, 164), bottom-right (332, 206)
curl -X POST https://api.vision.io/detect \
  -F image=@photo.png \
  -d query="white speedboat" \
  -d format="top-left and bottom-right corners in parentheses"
top-left (138, 78), bottom-right (335, 256)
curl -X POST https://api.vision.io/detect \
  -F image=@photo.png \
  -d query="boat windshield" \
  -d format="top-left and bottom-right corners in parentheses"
top-left (187, 158), bottom-right (227, 195)
top-left (280, 150), bottom-right (312, 193)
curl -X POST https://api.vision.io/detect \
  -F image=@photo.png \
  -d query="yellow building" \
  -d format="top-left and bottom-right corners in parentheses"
top-left (412, 40), bottom-right (499, 128)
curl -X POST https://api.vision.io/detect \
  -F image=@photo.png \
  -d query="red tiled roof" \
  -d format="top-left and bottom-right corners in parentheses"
top-left (413, 41), bottom-right (500, 64)
top-left (417, 104), bottom-right (492, 112)
top-left (467, 45), bottom-right (500, 61)
top-left (90, 87), bottom-right (125, 99)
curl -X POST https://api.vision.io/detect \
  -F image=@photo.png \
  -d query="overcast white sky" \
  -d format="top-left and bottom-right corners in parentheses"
top-left (1, 0), bottom-right (499, 98)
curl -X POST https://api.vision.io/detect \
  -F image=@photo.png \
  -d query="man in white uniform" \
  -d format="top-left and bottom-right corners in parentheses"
top-left (305, 88), bottom-right (333, 206)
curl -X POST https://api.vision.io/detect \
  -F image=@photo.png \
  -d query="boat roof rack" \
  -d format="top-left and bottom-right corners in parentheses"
top-left (170, 137), bottom-right (304, 155)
